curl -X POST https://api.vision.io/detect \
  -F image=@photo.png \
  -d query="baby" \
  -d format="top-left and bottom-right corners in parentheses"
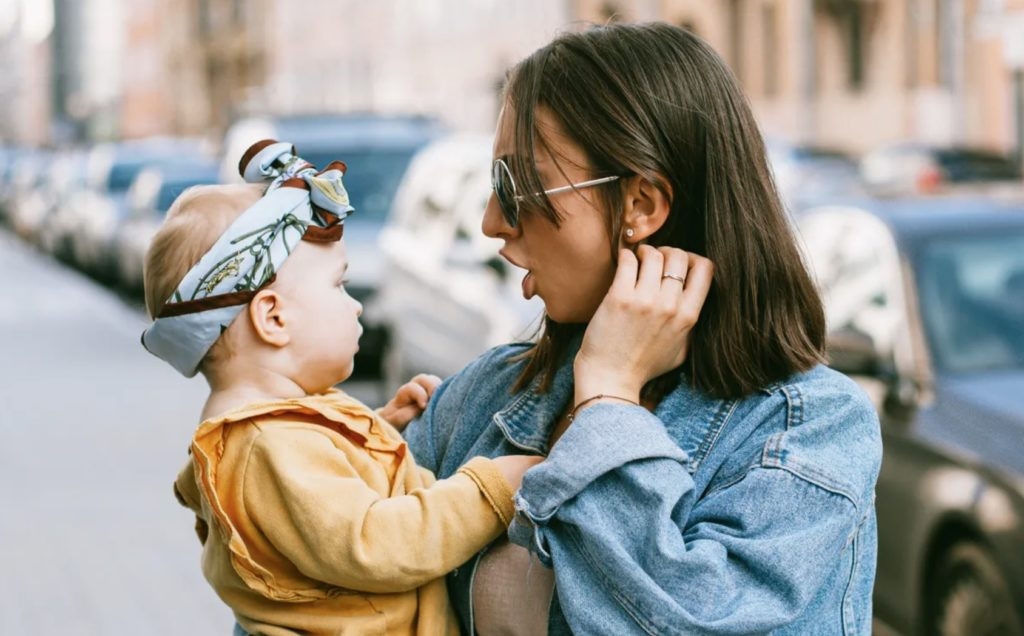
top-left (142, 140), bottom-right (540, 635)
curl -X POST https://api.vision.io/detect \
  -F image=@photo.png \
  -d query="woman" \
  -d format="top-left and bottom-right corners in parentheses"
top-left (403, 21), bottom-right (881, 635)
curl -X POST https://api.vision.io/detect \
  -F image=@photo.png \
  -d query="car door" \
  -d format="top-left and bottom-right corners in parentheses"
top-left (797, 206), bottom-right (928, 633)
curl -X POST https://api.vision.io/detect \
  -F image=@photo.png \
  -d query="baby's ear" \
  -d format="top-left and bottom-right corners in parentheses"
top-left (248, 289), bottom-right (290, 347)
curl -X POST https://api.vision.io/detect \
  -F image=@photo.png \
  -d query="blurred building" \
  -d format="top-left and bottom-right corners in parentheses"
top-left (574, 0), bottom-right (1024, 159)
top-left (6, 0), bottom-right (1023, 163)
top-left (257, 1), bottom-right (569, 132)
top-left (0, 1), bottom-right (53, 145)
top-left (119, 0), bottom-right (268, 140)
top-left (51, 0), bottom-right (124, 142)
top-left (118, 0), bottom-right (568, 141)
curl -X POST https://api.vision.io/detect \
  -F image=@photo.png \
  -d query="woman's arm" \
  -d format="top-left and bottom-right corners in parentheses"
top-left (511, 393), bottom-right (879, 634)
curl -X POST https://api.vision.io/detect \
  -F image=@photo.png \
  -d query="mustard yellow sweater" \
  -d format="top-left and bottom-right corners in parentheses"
top-left (173, 389), bottom-right (515, 636)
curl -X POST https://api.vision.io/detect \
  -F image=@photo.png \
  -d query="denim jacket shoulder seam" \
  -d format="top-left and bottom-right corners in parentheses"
top-left (760, 444), bottom-right (862, 509)
top-left (780, 383), bottom-right (804, 430)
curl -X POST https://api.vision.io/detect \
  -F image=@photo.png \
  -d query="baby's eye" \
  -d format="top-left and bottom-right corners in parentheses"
top-left (337, 278), bottom-right (350, 289)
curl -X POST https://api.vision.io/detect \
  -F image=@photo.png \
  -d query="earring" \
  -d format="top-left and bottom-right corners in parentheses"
top-left (625, 228), bottom-right (635, 239)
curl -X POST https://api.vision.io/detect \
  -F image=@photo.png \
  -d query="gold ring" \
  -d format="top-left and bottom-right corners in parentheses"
top-left (662, 273), bottom-right (686, 285)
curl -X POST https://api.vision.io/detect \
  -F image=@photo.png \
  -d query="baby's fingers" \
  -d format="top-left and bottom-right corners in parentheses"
top-left (411, 374), bottom-right (442, 402)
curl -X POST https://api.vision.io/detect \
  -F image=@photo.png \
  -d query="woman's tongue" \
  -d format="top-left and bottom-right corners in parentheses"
top-left (522, 270), bottom-right (536, 300)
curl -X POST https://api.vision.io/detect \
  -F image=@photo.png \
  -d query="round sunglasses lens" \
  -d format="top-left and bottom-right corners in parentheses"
top-left (493, 161), bottom-right (518, 227)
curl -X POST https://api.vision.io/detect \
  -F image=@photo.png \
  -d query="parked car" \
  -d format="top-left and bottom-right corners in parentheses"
top-left (796, 198), bottom-right (1024, 635)
top-left (376, 132), bottom-right (543, 391)
top-left (220, 113), bottom-right (445, 375)
top-left (112, 160), bottom-right (221, 295)
top-left (47, 137), bottom-right (211, 277)
top-left (0, 149), bottom-right (53, 233)
top-left (10, 149), bottom-right (89, 248)
top-left (860, 143), bottom-right (1022, 197)
top-left (765, 137), bottom-right (865, 212)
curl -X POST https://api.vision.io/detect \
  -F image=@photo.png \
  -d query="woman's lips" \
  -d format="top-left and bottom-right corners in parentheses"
top-left (500, 250), bottom-right (535, 300)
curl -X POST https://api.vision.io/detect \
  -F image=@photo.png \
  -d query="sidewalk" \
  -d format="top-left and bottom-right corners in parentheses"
top-left (0, 232), bottom-right (230, 635)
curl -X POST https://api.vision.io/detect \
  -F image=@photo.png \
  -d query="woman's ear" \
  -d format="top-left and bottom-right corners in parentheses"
top-left (248, 289), bottom-right (290, 347)
top-left (621, 175), bottom-right (672, 244)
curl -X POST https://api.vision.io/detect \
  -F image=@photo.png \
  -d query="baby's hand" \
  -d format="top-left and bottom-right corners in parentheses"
top-left (376, 374), bottom-right (443, 430)
top-left (491, 455), bottom-right (545, 492)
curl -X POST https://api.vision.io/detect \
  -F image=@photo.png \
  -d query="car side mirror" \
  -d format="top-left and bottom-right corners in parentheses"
top-left (827, 327), bottom-right (881, 376)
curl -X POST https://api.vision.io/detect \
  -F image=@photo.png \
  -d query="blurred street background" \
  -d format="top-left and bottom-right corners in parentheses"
top-left (1, 1), bottom-right (1024, 635)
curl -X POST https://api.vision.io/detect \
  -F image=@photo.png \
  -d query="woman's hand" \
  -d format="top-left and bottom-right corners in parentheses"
top-left (376, 374), bottom-right (443, 430)
top-left (574, 245), bottom-right (713, 405)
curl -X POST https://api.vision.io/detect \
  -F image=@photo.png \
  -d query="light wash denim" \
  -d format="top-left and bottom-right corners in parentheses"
top-left (404, 339), bottom-right (882, 635)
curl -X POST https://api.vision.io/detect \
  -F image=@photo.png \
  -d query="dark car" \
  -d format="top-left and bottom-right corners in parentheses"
top-left (860, 143), bottom-right (1022, 197)
top-left (796, 198), bottom-right (1024, 635)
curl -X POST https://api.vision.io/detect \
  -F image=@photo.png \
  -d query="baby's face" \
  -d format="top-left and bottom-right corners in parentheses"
top-left (272, 238), bottom-right (363, 391)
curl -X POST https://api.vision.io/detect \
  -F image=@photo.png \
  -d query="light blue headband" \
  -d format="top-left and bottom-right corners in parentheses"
top-left (141, 140), bottom-right (355, 377)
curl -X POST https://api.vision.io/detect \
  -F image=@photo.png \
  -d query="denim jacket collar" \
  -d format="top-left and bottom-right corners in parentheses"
top-left (489, 334), bottom-right (751, 473)
top-left (492, 347), bottom-right (577, 455)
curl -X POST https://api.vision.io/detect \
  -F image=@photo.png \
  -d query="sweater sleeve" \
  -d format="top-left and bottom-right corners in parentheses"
top-left (172, 457), bottom-right (209, 545)
top-left (242, 427), bottom-right (514, 593)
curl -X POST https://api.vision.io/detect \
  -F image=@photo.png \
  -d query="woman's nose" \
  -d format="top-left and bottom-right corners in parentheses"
top-left (481, 191), bottom-right (515, 239)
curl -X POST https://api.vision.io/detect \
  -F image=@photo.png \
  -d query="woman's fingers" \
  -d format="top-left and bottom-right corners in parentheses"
top-left (610, 248), bottom-right (639, 295)
top-left (678, 254), bottom-right (714, 326)
top-left (634, 245), bottom-right (665, 295)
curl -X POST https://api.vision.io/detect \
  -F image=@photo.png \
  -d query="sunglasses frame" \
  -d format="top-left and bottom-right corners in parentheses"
top-left (492, 157), bottom-right (621, 228)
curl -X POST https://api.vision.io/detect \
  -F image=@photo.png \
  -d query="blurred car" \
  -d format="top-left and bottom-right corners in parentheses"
top-left (796, 198), bottom-right (1024, 635)
top-left (766, 137), bottom-right (866, 212)
top-left (112, 160), bottom-right (221, 296)
top-left (376, 132), bottom-right (543, 391)
top-left (860, 143), bottom-right (1022, 197)
top-left (10, 149), bottom-right (89, 247)
top-left (46, 137), bottom-right (211, 277)
top-left (220, 113), bottom-right (445, 374)
top-left (0, 149), bottom-right (53, 233)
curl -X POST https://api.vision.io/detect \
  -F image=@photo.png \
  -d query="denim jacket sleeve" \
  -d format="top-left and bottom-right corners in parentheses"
top-left (510, 397), bottom-right (878, 635)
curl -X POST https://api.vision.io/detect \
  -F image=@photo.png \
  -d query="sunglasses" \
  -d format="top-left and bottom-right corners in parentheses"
top-left (491, 157), bottom-right (621, 228)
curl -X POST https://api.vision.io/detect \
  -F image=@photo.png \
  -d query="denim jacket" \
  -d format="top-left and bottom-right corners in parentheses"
top-left (404, 341), bottom-right (882, 635)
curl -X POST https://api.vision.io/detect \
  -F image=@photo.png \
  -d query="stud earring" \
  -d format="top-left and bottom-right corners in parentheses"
top-left (625, 228), bottom-right (635, 239)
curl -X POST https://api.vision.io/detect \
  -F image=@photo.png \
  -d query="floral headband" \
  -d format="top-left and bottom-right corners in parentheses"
top-left (141, 140), bottom-right (355, 377)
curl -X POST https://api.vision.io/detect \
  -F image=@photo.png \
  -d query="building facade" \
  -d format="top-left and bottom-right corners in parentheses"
top-left (574, 0), bottom-right (1024, 158)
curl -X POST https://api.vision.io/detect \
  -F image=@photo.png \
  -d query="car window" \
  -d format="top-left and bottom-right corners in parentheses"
top-left (914, 230), bottom-right (1024, 373)
top-left (301, 149), bottom-right (415, 223)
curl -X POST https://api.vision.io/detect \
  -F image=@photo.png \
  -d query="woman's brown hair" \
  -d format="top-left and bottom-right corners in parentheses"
top-left (506, 22), bottom-right (825, 401)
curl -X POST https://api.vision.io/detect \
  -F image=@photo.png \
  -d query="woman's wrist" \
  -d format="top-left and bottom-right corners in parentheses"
top-left (572, 358), bottom-right (642, 406)
top-left (567, 394), bottom-right (639, 422)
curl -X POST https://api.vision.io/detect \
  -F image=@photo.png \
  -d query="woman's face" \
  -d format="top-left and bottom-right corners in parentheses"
top-left (483, 105), bottom-right (617, 324)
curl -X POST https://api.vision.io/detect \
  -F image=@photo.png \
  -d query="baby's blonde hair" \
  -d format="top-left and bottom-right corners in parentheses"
top-left (143, 184), bottom-right (266, 370)
top-left (144, 183), bottom-right (265, 318)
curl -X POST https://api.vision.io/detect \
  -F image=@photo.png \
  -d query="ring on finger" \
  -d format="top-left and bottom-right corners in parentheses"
top-left (662, 273), bottom-right (686, 285)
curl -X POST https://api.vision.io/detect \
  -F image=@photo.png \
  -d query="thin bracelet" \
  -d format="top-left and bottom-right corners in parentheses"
top-left (567, 394), bottom-right (639, 423)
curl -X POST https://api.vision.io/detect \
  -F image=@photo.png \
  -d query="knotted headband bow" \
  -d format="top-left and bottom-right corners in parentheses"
top-left (141, 140), bottom-right (355, 377)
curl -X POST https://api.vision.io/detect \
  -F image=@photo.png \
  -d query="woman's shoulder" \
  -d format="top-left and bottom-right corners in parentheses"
top-left (750, 364), bottom-right (883, 504)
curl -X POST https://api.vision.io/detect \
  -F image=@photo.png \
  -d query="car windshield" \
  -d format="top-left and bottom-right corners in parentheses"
top-left (301, 149), bottom-right (416, 222)
top-left (915, 229), bottom-right (1024, 373)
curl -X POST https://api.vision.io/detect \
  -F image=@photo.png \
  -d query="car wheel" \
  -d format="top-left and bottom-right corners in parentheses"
top-left (928, 542), bottom-right (1023, 636)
